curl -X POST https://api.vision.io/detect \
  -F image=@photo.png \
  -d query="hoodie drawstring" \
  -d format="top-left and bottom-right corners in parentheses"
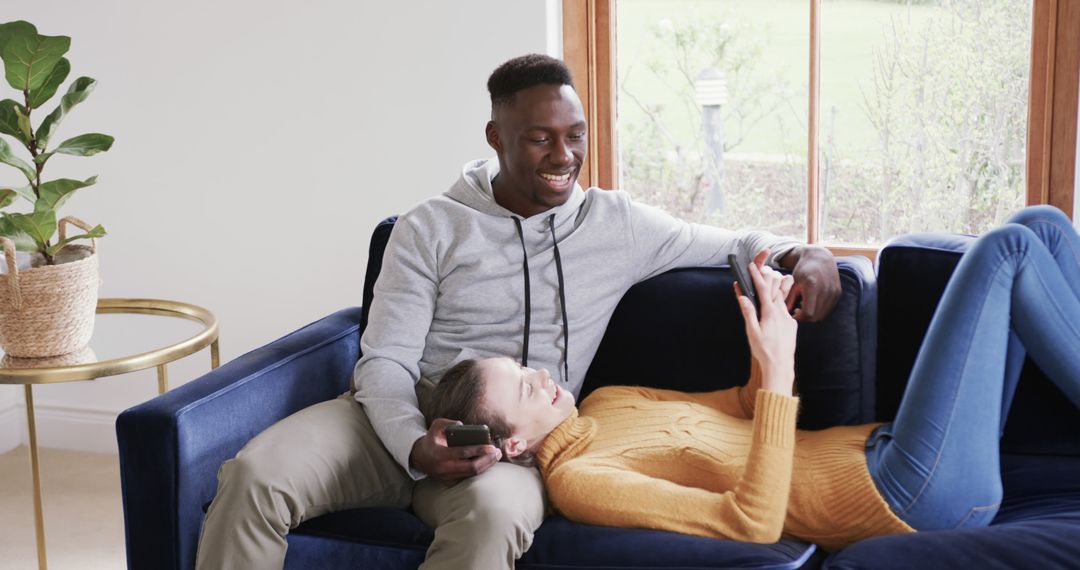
top-left (511, 215), bottom-right (571, 383)
top-left (548, 214), bottom-right (570, 384)
top-left (512, 217), bottom-right (532, 367)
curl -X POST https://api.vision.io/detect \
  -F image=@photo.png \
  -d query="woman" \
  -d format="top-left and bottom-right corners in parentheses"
top-left (428, 205), bottom-right (1080, 550)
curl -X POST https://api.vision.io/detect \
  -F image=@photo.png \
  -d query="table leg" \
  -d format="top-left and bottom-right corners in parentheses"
top-left (210, 339), bottom-right (220, 369)
top-left (25, 385), bottom-right (48, 570)
top-left (157, 364), bottom-right (168, 395)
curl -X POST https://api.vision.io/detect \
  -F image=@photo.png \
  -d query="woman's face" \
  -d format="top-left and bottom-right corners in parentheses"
top-left (479, 357), bottom-right (576, 452)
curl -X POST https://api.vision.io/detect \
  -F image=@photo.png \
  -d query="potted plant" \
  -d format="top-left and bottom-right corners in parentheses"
top-left (0, 20), bottom-right (113, 357)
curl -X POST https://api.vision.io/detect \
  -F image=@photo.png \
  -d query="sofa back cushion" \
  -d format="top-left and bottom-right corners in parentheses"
top-left (876, 234), bottom-right (1080, 455)
top-left (362, 216), bottom-right (877, 430)
top-left (583, 258), bottom-right (879, 429)
top-left (361, 216), bottom-right (399, 340)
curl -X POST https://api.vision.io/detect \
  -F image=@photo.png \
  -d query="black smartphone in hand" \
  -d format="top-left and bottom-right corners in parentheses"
top-left (728, 253), bottom-right (760, 316)
top-left (445, 424), bottom-right (492, 447)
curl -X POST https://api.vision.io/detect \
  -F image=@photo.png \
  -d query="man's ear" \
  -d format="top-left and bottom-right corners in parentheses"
top-left (503, 435), bottom-right (529, 459)
top-left (486, 121), bottom-right (502, 153)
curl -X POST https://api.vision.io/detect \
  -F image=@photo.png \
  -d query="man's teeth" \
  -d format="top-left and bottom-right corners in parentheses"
top-left (540, 172), bottom-right (571, 182)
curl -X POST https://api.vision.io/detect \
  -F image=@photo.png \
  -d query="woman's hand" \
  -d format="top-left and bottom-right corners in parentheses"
top-left (735, 250), bottom-right (798, 396)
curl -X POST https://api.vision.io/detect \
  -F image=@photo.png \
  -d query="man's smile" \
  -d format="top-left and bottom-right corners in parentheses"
top-left (538, 170), bottom-right (575, 190)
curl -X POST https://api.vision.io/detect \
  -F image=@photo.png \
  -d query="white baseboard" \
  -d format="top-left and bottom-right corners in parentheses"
top-left (0, 387), bottom-right (120, 455)
top-left (31, 404), bottom-right (119, 454)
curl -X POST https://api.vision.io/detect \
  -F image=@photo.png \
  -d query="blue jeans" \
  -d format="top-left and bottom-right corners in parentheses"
top-left (865, 205), bottom-right (1080, 531)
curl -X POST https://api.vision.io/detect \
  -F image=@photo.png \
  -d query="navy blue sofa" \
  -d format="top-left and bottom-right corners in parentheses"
top-left (117, 219), bottom-right (1080, 569)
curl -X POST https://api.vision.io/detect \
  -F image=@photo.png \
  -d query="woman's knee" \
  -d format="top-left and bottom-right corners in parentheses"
top-left (969, 223), bottom-right (1037, 261)
top-left (1007, 204), bottom-right (1070, 228)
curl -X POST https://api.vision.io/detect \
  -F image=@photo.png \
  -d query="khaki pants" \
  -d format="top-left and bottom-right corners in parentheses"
top-left (195, 387), bottom-right (546, 570)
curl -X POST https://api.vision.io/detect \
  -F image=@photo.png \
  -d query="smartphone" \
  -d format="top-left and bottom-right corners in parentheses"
top-left (728, 253), bottom-right (760, 316)
top-left (445, 424), bottom-right (492, 447)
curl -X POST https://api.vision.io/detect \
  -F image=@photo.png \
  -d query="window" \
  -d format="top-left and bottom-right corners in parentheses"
top-left (564, 0), bottom-right (1079, 255)
top-left (617, 1), bottom-right (810, 240)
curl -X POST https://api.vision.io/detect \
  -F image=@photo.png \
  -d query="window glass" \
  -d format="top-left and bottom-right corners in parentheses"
top-left (615, 0), bottom-right (1033, 245)
top-left (616, 0), bottom-right (809, 239)
top-left (819, 0), bottom-right (1032, 243)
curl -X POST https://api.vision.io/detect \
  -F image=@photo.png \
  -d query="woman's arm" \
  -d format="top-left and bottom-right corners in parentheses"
top-left (736, 250), bottom-right (798, 398)
top-left (546, 390), bottom-right (799, 543)
top-left (622, 251), bottom-right (798, 417)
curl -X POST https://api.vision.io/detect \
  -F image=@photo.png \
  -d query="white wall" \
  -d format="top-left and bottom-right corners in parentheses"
top-left (0, 1), bottom-right (559, 453)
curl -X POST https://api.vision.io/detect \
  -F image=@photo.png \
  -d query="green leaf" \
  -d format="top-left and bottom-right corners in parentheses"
top-left (36, 132), bottom-right (114, 166)
top-left (0, 188), bottom-right (15, 208)
top-left (0, 213), bottom-right (37, 252)
top-left (0, 98), bottom-right (28, 143)
top-left (34, 176), bottom-right (96, 213)
top-left (0, 21), bottom-right (36, 55)
top-left (14, 105), bottom-right (31, 140)
top-left (26, 57), bottom-right (69, 109)
top-left (4, 210), bottom-right (55, 249)
top-left (36, 76), bottom-right (95, 149)
top-left (45, 224), bottom-right (105, 256)
top-left (0, 136), bottom-right (35, 181)
top-left (2, 31), bottom-right (70, 91)
top-left (52, 133), bottom-right (113, 157)
top-left (10, 183), bottom-right (33, 203)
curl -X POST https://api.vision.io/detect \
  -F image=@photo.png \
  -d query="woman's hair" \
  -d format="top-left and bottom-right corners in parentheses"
top-left (429, 359), bottom-right (537, 467)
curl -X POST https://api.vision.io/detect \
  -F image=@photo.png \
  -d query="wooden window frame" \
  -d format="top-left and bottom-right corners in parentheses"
top-left (563, 0), bottom-right (617, 190)
top-left (564, 0), bottom-right (1079, 260)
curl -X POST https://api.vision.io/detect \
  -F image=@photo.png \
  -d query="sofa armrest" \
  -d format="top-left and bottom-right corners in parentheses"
top-left (116, 307), bottom-right (363, 570)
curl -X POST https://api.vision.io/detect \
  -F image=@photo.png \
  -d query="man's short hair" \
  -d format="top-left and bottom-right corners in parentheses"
top-left (487, 54), bottom-right (575, 110)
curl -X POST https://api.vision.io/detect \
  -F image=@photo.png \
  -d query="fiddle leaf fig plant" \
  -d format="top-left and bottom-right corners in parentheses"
top-left (0, 20), bottom-right (111, 265)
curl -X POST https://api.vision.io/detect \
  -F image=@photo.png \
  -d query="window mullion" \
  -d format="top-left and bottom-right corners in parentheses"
top-left (808, 0), bottom-right (822, 245)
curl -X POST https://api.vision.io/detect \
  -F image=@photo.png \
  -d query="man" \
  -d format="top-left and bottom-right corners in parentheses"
top-left (196, 54), bottom-right (841, 569)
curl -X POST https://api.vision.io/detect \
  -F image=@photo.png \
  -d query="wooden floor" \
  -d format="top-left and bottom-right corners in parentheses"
top-left (0, 446), bottom-right (126, 570)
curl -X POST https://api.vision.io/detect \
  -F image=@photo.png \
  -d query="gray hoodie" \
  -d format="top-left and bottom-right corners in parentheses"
top-left (354, 158), bottom-right (801, 478)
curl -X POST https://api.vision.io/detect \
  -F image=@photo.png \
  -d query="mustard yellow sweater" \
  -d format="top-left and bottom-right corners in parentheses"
top-left (536, 373), bottom-right (914, 551)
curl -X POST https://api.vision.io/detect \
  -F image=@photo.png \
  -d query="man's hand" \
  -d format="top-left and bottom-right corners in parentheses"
top-left (778, 245), bottom-right (841, 322)
top-left (410, 418), bottom-right (502, 486)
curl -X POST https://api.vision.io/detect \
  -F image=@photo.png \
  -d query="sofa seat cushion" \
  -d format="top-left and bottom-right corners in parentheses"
top-left (821, 454), bottom-right (1080, 569)
top-left (289, 510), bottom-right (819, 569)
top-left (520, 516), bottom-right (817, 569)
top-left (286, 508), bottom-right (430, 568)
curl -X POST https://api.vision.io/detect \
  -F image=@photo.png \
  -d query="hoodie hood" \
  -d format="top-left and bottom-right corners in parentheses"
top-left (446, 158), bottom-right (587, 228)
top-left (444, 158), bottom-right (580, 382)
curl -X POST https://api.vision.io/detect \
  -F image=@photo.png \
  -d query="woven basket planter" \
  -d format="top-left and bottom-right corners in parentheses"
top-left (0, 217), bottom-right (101, 358)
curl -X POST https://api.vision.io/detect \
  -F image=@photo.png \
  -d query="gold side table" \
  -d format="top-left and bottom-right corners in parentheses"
top-left (0, 298), bottom-right (220, 570)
